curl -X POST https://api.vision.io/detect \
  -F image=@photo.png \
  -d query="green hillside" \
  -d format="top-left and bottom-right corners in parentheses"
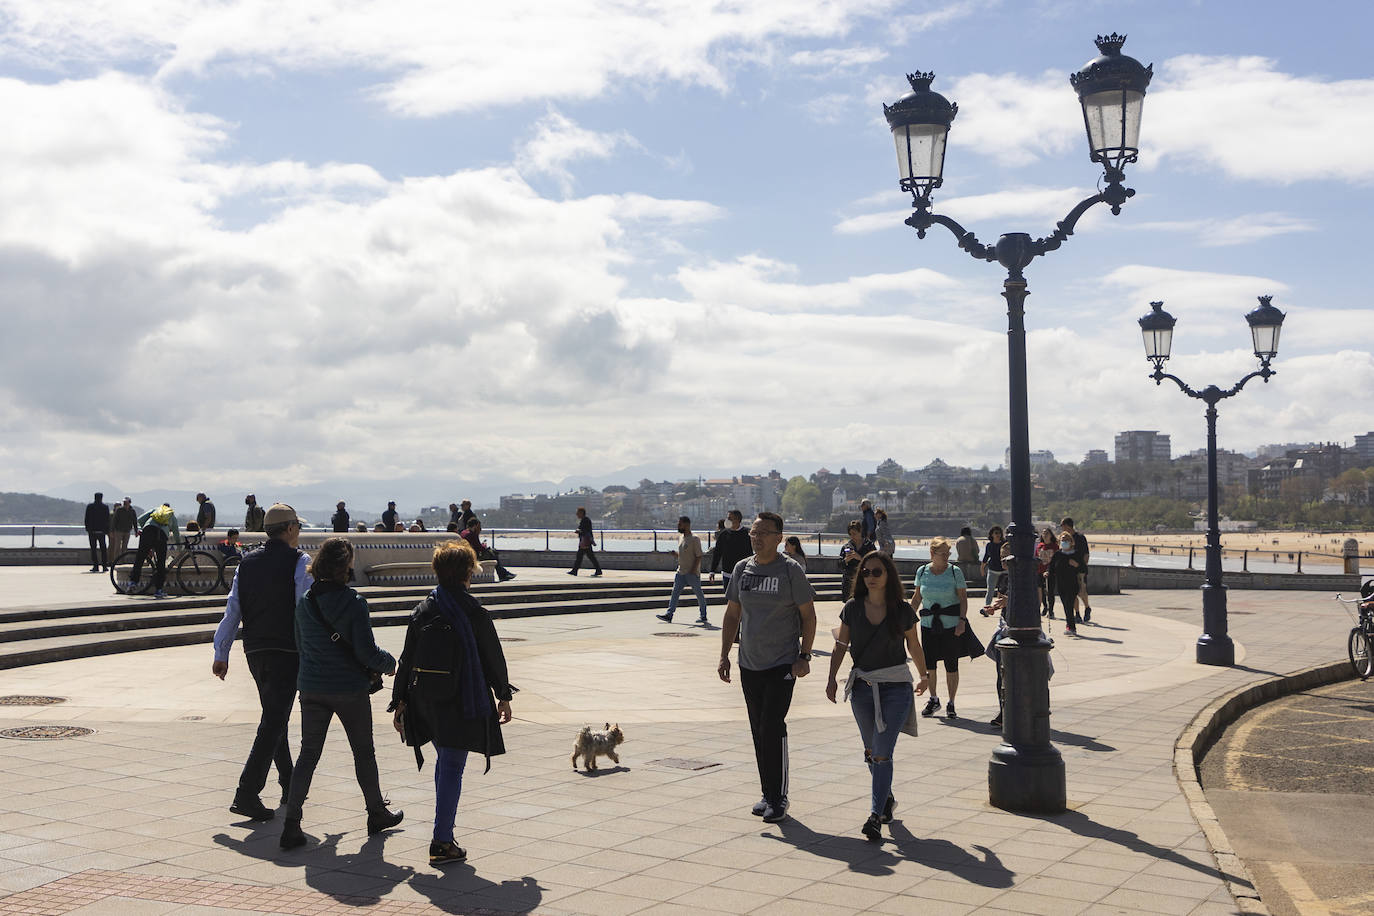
top-left (0, 492), bottom-right (90, 524)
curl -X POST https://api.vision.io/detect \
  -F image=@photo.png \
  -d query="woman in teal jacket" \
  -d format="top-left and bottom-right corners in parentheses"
top-left (279, 537), bottom-right (401, 849)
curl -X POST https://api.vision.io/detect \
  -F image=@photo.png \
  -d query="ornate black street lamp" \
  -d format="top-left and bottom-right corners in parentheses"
top-left (1138, 297), bottom-right (1286, 666)
top-left (884, 34), bottom-right (1152, 813)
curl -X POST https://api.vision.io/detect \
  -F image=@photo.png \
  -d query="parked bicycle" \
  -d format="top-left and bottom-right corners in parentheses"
top-left (1335, 579), bottom-right (1374, 680)
top-left (109, 530), bottom-right (226, 596)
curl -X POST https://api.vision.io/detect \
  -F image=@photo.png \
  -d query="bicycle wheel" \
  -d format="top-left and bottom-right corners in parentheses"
top-left (110, 550), bottom-right (152, 595)
top-left (1349, 628), bottom-right (1373, 680)
top-left (220, 553), bottom-right (241, 591)
top-left (176, 551), bottom-right (223, 596)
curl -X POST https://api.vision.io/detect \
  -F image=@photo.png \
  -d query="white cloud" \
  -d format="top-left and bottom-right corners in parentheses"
top-left (0, 0), bottom-right (917, 115)
top-left (1134, 212), bottom-right (1316, 247)
top-left (515, 110), bottom-right (643, 193)
top-left (789, 46), bottom-right (887, 73)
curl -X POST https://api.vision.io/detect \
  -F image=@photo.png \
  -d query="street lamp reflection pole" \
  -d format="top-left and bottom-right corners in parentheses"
top-left (1137, 297), bottom-right (1286, 666)
top-left (883, 34), bottom-right (1152, 813)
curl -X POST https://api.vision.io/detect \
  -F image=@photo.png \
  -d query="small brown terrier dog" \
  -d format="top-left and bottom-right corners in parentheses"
top-left (571, 722), bottom-right (625, 771)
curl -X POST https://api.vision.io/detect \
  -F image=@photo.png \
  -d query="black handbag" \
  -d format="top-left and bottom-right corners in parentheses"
top-left (306, 593), bottom-right (385, 694)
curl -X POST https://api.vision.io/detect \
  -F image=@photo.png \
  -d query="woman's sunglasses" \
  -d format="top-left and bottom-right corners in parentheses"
top-left (861, 567), bottom-right (885, 578)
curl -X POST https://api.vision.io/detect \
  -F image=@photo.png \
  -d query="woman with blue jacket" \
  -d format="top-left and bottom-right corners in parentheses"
top-left (279, 537), bottom-right (401, 849)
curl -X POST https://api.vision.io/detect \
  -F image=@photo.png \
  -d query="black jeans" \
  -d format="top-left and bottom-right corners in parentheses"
top-left (131, 528), bottom-right (168, 589)
top-left (740, 663), bottom-right (796, 805)
top-left (238, 651), bottom-right (298, 800)
top-left (87, 532), bottom-right (108, 569)
top-left (285, 690), bottom-right (387, 821)
top-left (570, 547), bottom-right (602, 573)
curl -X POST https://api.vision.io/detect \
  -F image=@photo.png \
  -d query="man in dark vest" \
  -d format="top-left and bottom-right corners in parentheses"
top-left (211, 503), bottom-right (312, 821)
top-left (84, 492), bottom-right (110, 572)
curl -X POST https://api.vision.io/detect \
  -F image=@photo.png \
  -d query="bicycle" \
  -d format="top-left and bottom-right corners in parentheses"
top-left (109, 530), bottom-right (226, 597)
top-left (1334, 578), bottom-right (1374, 680)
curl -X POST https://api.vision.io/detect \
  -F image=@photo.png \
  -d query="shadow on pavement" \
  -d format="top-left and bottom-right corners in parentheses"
top-left (1041, 811), bottom-right (1243, 887)
top-left (213, 827), bottom-right (547, 913)
top-left (764, 816), bottom-right (1014, 888)
top-left (932, 716), bottom-right (1117, 752)
top-left (575, 765), bottom-right (630, 777)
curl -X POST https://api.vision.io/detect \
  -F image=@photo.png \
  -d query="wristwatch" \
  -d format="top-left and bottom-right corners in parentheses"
top-left (798, 652), bottom-right (812, 661)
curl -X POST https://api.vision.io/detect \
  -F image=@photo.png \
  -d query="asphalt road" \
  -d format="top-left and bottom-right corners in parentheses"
top-left (1201, 677), bottom-right (1374, 915)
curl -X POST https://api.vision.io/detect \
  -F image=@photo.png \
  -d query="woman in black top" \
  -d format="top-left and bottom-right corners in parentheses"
top-left (825, 552), bottom-right (929, 842)
top-left (838, 519), bottom-right (875, 601)
top-left (981, 526), bottom-right (1006, 597)
top-left (391, 540), bottom-right (513, 866)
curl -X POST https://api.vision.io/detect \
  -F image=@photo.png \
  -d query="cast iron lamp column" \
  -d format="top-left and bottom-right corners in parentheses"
top-left (1137, 297), bottom-right (1286, 666)
top-left (884, 34), bottom-right (1152, 813)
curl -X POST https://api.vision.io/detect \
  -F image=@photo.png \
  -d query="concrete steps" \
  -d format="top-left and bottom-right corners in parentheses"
top-left (0, 576), bottom-right (847, 669)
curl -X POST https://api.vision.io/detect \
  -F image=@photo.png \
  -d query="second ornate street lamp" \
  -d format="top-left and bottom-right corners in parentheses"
top-left (884, 34), bottom-right (1152, 813)
top-left (1138, 297), bottom-right (1286, 666)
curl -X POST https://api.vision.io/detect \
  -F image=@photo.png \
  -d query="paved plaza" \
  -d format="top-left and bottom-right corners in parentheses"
top-left (0, 566), bottom-right (1363, 914)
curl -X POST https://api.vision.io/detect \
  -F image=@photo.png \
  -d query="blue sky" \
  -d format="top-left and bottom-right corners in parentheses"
top-left (2, 0), bottom-right (1373, 502)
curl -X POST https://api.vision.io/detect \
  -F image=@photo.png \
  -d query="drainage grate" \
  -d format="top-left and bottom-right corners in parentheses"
top-left (653, 632), bottom-right (700, 638)
top-left (0, 725), bottom-right (94, 740)
top-left (0, 695), bottom-right (66, 706)
top-left (1103, 653), bottom-right (1137, 658)
top-left (178, 715), bottom-right (205, 721)
top-left (647, 758), bottom-right (722, 770)
top-left (499, 637), bottom-right (527, 642)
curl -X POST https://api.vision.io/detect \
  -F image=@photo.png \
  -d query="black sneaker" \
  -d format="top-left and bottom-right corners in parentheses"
top-left (761, 800), bottom-right (788, 824)
top-left (279, 818), bottom-right (306, 849)
top-left (230, 794), bottom-right (275, 822)
top-left (880, 795), bottom-right (896, 824)
top-left (945, 702), bottom-right (958, 720)
top-left (920, 697), bottom-right (940, 718)
top-left (1084, 608), bottom-right (1092, 623)
top-left (591, 571), bottom-right (603, 577)
top-left (655, 613), bottom-right (673, 623)
top-left (751, 797), bottom-right (768, 817)
top-left (429, 841), bottom-right (467, 865)
top-left (366, 806), bottom-right (404, 835)
top-left (861, 813), bottom-right (882, 842)
top-left (989, 714), bottom-right (1003, 729)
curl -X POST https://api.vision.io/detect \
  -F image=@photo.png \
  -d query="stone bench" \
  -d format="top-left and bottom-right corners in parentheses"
top-left (363, 559), bottom-right (498, 588)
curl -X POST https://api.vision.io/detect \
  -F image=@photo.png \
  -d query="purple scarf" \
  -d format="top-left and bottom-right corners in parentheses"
top-left (431, 586), bottom-right (492, 719)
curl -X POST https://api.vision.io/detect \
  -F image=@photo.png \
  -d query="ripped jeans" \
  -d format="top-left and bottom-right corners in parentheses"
top-left (849, 679), bottom-right (913, 816)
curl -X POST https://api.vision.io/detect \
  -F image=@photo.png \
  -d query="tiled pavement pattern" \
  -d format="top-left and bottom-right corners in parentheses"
top-left (0, 569), bottom-right (1360, 915)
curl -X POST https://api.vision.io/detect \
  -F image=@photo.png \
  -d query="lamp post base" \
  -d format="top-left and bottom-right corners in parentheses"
top-left (988, 635), bottom-right (1066, 813)
top-left (1196, 633), bottom-right (1235, 667)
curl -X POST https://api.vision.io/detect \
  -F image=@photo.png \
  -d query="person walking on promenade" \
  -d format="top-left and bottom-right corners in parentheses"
top-left (1061, 517), bottom-right (1093, 623)
top-left (448, 503), bottom-right (462, 530)
top-left (1036, 526), bottom-right (1059, 619)
top-left (839, 520), bottom-right (875, 601)
top-left (1051, 527), bottom-right (1081, 636)
top-left (196, 493), bottom-right (216, 532)
top-left (212, 503), bottom-right (311, 821)
top-left (911, 535), bottom-right (970, 720)
top-left (860, 499), bottom-right (877, 543)
top-left (279, 537), bottom-right (401, 849)
top-left (657, 516), bottom-right (708, 625)
top-left (84, 492), bottom-right (110, 572)
top-left (981, 525), bottom-right (1006, 597)
top-left (460, 519), bottom-right (516, 582)
top-left (568, 507), bottom-right (603, 576)
top-left (109, 497), bottom-right (136, 562)
top-left (130, 503), bottom-right (181, 598)
top-left (459, 500), bottom-right (477, 530)
top-left (390, 540), bottom-right (514, 866)
top-left (244, 494), bottom-right (265, 532)
top-left (331, 501), bottom-right (350, 533)
top-left (717, 511), bottom-right (817, 824)
top-left (709, 509), bottom-right (751, 591)
top-left (825, 551), bottom-right (928, 841)
top-left (783, 536), bottom-right (808, 571)
top-left (954, 526), bottom-right (979, 565)
top-left (874, 508), bottom-right (895, 556)
top-left (382, 501), bottom-right (399, 533)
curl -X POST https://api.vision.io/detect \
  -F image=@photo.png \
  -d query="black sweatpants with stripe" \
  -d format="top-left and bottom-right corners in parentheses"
top-left (741, 663), bottom-right (795, 805)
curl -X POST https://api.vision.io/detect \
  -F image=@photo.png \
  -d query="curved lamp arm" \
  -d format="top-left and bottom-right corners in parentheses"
top-left (1151, 362), bottom-right (1276, 404)
top-left (907, 178), bottom-right (1134, 270)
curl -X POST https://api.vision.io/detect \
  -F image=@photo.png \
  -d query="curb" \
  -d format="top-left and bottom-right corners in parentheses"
top-left (1173, 657), bottom-right (1354, 915)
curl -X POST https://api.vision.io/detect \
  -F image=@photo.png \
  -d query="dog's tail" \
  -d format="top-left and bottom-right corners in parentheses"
top-left (577, 725), bottom-right (592, 738)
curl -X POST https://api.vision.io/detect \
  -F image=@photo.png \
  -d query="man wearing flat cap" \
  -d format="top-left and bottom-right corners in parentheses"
top-left (212, 503), bottom-right (312, 821)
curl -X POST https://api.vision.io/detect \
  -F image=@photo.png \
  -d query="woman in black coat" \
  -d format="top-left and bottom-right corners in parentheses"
top-left (390, 540), bottom-right (513, 866)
